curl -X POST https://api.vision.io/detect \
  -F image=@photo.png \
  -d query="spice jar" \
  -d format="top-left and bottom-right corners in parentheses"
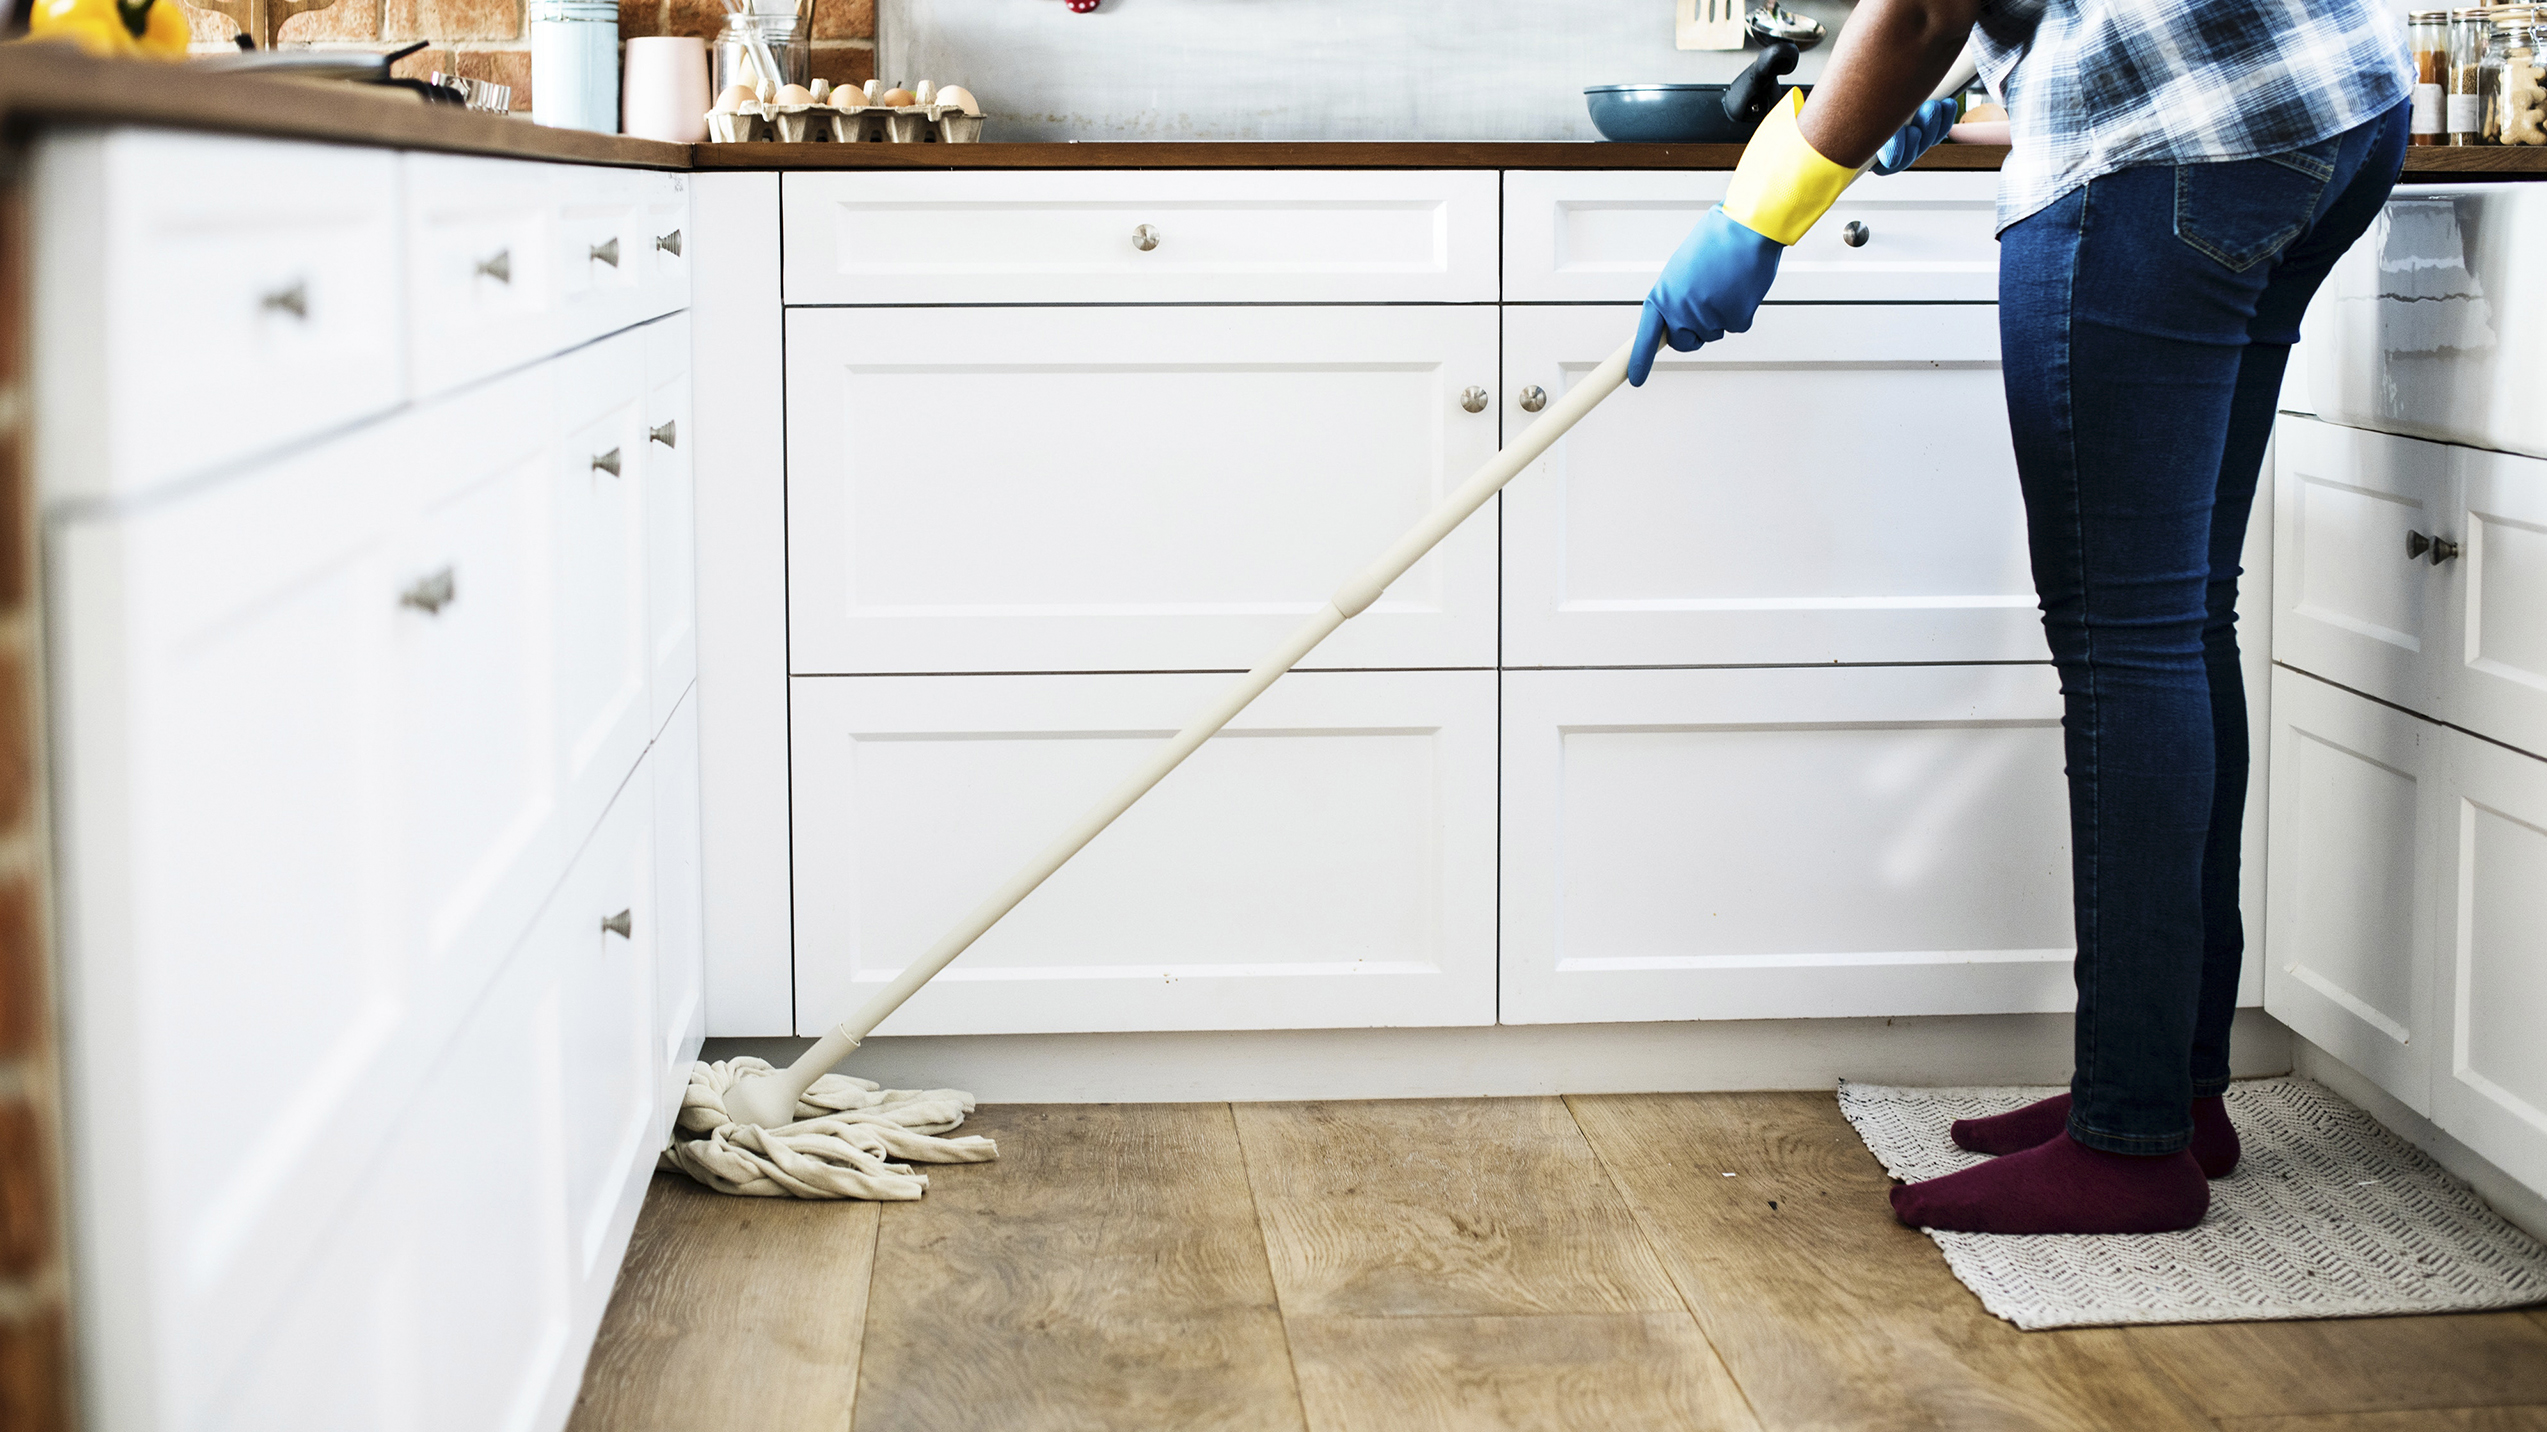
top-left (2487, 7), bottom-right (2546, 147)
top-left (2412, 9), bottom-right (2449, 145)
top-left (2449, 9), bottom-right (2491, 143)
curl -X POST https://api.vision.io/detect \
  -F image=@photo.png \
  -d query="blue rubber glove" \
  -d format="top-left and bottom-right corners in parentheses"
top-left (1869, 97), bottom-right (1960, 176)
top-left (1627, 207), bottom-right (1784, 387)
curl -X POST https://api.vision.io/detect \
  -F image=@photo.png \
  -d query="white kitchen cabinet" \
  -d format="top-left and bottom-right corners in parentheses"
top-left (405, 152), bottom-right (566, 399)
top-left (788, 669), bottom-right (1497, 1036)
top-left (645, 313), bottom-right (698, 734)
top-left (2274, 416), bottom-right (2457, 715)
top-left (31, 130), bottom-right (405, 503)
top-left (2303, 185), bottom-right (2547, 462)
top-left (1501, 302), bottom-right (2040, 668)
top-left (1501, 169), bottom-right (1999, 304)
top-left (2443, 443), bottom-right (2547, 759)
top-left (2430, 725), bottom-right (2547, 1193)
top-left (784, 304), bottom-right (1502, 674)
top-left (1499, 663), bottom-right (2074, 1024)
top-left (2264, 666), bottom-right (2443, 1113)
top-left (779, 169), bottom-right (1499, 305)
top-left (553, 329), bottom-right (655, 847)
top-left (652, 689), bottom-right (709, 1122)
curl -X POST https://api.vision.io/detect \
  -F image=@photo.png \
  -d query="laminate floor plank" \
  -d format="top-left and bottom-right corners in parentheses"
top-left (1232, 1097), bottom-right (1684, 1318)
top-left (851, 1103), bottom-right (1306, 1432)
top-left (1283, 1312), bottom-right (1763, 1432)
top-left (566, 1172), bottom-right (878, 1432)
top-left (2217, 1409), bottom-right (2547, 1432)
top-left (1568, 1091), bottom-right (2213, 1432)
top-left (2128, 1313), bottom-right (2547, 1420)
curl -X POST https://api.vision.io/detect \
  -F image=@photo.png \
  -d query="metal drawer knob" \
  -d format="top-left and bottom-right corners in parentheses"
top-left (591, 237), bottom-right (621, 268)
top-left (2407, 531), bottom-right (2462, 564)
top-left (655, 230), bottom-right (682, 256)
top-left (1460, 386), bottom-right (1489, 414)
top-left (476, 250), bottom-right (512, 284)
top-left (601, 909), bottom-right (633, 939)
top-left (1132, 224), bottom-right (1161, 252)
top-left (593, 448), bottom-right (622, 476)
top-left (399, 566), bottom-right (456, 615)
top-left (1842, 221), bottom-right (1871, 248)
top-left (260, 280), bottom-right (309, 319)
top-left (650, 420), bottom-right (677, 449)
top-left (1517, 385), bottom-right (1548, 413)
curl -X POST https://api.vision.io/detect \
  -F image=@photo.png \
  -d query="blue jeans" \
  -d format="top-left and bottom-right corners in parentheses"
top-left (1999, 103), bottom-right (2408, 1154)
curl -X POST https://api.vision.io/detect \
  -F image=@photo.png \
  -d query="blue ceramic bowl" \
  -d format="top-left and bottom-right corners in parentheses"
top-left (1584, 83), bottom-right (1802, 143)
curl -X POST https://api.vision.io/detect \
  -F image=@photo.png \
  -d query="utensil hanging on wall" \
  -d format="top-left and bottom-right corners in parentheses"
top-left (1677, 0), bottom-right (1747, 51)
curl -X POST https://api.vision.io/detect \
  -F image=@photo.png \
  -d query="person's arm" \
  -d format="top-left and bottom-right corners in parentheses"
top-left (1797, 0), bottom-right (1986, 168)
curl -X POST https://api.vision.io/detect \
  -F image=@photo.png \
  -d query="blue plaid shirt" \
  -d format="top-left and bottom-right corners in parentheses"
top-left (1971, 0), bottom-right (2413, 231)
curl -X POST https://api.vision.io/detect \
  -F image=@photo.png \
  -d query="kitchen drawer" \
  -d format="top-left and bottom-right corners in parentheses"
top-left (33, 129), bottom-right (404, 501)
top-left (644, 313), bottom-right (696, 732)
top-left (555, 165), bottom-right (659, 343)
top-left (780, 170), bottom-right (1499, 305)
top-left (1502, 302), bottom-right (2042, 667)
top-left (2265, 667), bottom-right (2444, 1114)
top-left (785, 304), bottom-right (1500, 673)
top-left (2430, 725), bottom-right (2547, 1193)
top-left (552, 329), bottom-right (652, 847)
top-left (642, 173), bottom-right (693, 319)
top-left (788, 669), bottom-right (1498, 1035)
top-left (1503, 169), bottom-right (1999, 303)
top-left (406, 151), bottom-right (562, 398)
top-left (2303, 186), bottom-right (2547, 461)
top-left (2273, 417), bottom-right (2455, 716)
top-left (2443, 443), bottom-right (2547, 758)
top-left (1499, 663), bottom-right (2076, 1025)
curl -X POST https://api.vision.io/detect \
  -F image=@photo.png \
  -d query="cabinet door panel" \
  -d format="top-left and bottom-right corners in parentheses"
top-left (1499, 664), bottom-right (2075, 1024)
top-left (2273, 416), bottom-right (2453, 714)
top-left (553, 331), bottom-right (653, 845)
top-left (645, 312), bottom-right (697, 733)
top-left (1502, 304), bottom-right (2040, 667)
top-left (2432, 728), bottom-right (2547, 1192)
top-left (405, 152), bottom-right (562, 399)
top-left (786, 305), bottom-right (1500, 673)
top-left (790, 670), bottom-right (1497, 1035)
top-left (2446, 444), bottom-right (2547, 758)
top-left (2263, 667), bottom-right (2440, 1112)
top-left (652, 690), bottom-right (708, 1127)
top-left (551, 775), bottom-right (658, 1309)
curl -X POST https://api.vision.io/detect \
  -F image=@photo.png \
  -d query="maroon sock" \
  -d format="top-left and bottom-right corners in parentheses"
top-left (1890, 1133), bottom-right (2210, 1234)
top-left (1951, 1093), bottom-right (2241, 1178)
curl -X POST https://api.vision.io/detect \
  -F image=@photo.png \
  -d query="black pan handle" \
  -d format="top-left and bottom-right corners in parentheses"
top-left (1723, 41), bottom-right (1802, 126)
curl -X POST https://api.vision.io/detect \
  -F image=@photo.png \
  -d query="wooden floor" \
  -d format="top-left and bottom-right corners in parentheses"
top-left (568, 1093), bottom-right (2547, 1432)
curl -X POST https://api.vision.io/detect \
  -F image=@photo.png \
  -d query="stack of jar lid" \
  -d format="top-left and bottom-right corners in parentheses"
top-left (2412, 6), bottom-right (2544, 146)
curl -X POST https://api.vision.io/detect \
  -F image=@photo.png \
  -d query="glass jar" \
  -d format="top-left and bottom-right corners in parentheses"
top-left (2449, 8), bottom-right (2490, 143)
top-left (2487, 7), bottom-right (2546, 147)
top-left (2411, 9), bottom-right (2449, 145)
top-left (713, 13), bottom-right (811, 98)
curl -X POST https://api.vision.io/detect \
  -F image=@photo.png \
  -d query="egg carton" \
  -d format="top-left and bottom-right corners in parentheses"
top-left (705, 80), bottom-right (986, 144)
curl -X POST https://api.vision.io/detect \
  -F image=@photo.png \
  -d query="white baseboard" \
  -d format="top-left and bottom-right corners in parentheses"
top-left (2291, 1036), bottom-right (2547, 1243)
top-left (702, 1006), bottom-right (2295, 1106)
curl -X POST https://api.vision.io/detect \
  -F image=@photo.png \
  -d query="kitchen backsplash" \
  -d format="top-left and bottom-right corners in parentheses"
top-left (880, 0), bottom-right (1857, 142)
top-left (180, 0), bottom-right (879, 110)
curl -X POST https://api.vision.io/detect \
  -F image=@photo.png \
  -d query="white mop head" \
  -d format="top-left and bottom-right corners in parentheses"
top-left (658, 1057), bottom-right (999, 1200)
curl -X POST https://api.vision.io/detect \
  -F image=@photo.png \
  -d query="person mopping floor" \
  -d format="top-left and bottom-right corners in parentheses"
top-left (1632, 0), bottom-right (2410, 1234)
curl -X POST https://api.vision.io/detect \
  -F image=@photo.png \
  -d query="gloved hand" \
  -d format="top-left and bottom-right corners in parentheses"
top-left (1869, 97), bottom-right (1960, 175)
top-left (1630, 210), bottom-right (1783, 386)
top-left (1627, 89), bottom-right (1858, 386)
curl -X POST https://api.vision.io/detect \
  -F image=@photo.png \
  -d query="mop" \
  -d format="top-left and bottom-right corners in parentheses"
top-left (665, 54), bottom-right (1982, 1200)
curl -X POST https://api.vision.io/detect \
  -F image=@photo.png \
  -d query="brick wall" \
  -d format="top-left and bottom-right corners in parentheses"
top-left (182, 0), bottom-right (876, 114)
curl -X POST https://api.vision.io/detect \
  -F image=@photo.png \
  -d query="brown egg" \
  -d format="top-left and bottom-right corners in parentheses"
top-left (774, 83), bottom-right (817, 107)
top-left (714, 83), bottom-right (757, 112)
top-left (878, 87), bottom-right (919, 108)
top-left (935, 84), bottom-right (981, 115)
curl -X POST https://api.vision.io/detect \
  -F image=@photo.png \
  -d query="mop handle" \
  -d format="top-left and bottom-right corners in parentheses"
top-left (752, 341), bottom-right (1637, 1094)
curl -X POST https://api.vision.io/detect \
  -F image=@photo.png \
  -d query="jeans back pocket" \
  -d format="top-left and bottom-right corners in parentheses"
top-left (2173, 139), bottom-right (2340, 273)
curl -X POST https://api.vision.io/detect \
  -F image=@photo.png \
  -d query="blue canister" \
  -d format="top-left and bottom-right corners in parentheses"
top-left (531, 0), bottom-right (621, 132)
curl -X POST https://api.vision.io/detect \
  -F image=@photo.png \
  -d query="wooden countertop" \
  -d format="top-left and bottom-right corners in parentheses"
top-left (2, 47), bottom-right (2543, 182)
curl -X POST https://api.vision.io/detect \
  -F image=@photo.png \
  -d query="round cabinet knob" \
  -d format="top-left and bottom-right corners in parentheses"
top-left (399, 567), bottom-right (457, 615)
top-left (590, 237), bottom-right (621, 268)
top-left (2408, 531), bottom-right (2433, 560)
top-left (601, 909), bottom-right (633, 939)
top-left (1133, 224), bottom-right (1162, 252)
top-left (655, 230), bottom-right (683, 257)
top-left (1517, 385), bottom-right (1548, 413)
top-left (2429, 535), bottom-right (2462, 564)
top-left (1460, 386), bottom-right (1489, 414)
top-left (475, 250), bottom-right (512, 284)
top-left (650, 420), bottom-right (678, 449)
top-left (1842, 221), bottom-right (1871, 248)
top-left (261, 280), bottom-right (309, 319)
top-left (592, 448), bottom-right (623, 477)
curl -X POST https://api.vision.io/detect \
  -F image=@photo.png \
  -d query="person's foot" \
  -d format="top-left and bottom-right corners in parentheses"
top-left (1951, 1093), bottom-right (2241, 1178)
top-left (1890, 1133), bottom-right (2210, 1234)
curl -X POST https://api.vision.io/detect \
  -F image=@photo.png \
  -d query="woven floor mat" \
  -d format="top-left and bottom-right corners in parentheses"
top-left (1838, 1077), bottom-right (2547, 1329)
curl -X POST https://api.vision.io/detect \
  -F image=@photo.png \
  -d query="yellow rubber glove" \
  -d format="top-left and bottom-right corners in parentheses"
top-left (1719, 88), bottom-right (1861, 246)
